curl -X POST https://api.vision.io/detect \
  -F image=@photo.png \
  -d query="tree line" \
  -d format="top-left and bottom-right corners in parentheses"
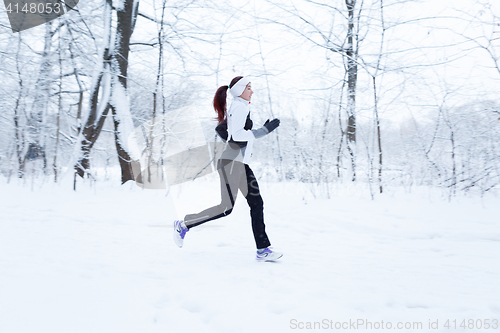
top-left (0, 0), bottom-right (498, 197)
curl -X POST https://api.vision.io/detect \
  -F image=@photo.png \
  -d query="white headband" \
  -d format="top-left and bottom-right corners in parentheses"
top-left (229, 77), bottom-right (251, 98)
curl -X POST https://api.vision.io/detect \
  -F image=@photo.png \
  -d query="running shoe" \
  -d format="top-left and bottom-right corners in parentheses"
top-left (256, 247), bottom-right (283, 261)
top-left (173, 220), bottom-right (188, 248)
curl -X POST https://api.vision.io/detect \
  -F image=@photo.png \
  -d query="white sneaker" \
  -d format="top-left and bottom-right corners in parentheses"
top-left (256, 247), bottom-right (283, 261)
top-left (173, 220), bottom-right (188, 248)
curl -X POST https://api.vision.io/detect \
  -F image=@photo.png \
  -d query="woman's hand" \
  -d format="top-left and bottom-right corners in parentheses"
top-left (251, 118), bottom-right (280, 139)
top-left (264, 118), bottom-right (280, 133)
top-left (215, 121), bottom-right (228, 142)
top-left (244, 113), bottom-right (253, 130)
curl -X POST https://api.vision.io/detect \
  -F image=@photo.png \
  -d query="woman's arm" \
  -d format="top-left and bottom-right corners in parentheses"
top-left (229, 103), bottom-right (280, 141)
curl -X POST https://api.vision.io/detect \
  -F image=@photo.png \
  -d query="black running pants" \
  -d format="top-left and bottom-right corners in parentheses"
top-left (183, 159), bottom-right (271, 249)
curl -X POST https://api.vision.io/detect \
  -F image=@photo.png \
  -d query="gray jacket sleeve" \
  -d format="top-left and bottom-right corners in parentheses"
top-left (251, 126), bottom-right (269, 139)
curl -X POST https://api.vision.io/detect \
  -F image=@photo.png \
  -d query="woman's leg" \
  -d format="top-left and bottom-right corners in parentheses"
top-left (184, 159), bottom-right (245, 229)
top-left (242, 164), bottom-right (271, 249)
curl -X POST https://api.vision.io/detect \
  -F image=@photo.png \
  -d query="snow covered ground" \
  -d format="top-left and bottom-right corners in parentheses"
top-left (1, 175), bottom-right (499, 333)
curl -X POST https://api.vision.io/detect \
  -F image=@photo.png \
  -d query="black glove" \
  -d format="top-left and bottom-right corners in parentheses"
top-left (264, 118), bottom-right (280, 133)
top-left (215, 121), bottom-right (228, 141)
top-left (244, 113), bottom-right (253, 130)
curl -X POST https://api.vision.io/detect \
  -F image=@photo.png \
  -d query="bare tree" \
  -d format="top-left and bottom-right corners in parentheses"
top-left (453, 1), bottom-right (500, 76)
top-left (75, 0), bottom-right (140, 185)
top-left (259, 0), bottom-right (368, 181)
top-left (25, 22), bottom-right (56, 175)
top-left (364, 0), bottom-right (385, 193)
top-left (13, 33), bottom-right (26, 178)
top-left (53, 23), bottom-right (63, 182)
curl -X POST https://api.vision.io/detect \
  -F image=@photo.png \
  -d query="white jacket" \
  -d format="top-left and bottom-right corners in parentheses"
top-left (227, 97), bottom-right (255, 164)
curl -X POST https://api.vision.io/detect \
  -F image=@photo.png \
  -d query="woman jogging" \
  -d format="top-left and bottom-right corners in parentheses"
top-left (173, 76), bottom-right (282, 261)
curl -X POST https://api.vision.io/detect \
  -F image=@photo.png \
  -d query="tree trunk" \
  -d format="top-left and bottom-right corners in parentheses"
top-left (75, 0), bottom-right (113, 179)
top-left (109, 0), bottom-right (140, 183)
top-left (74, 0), bottom-right (139, 184)
top-left (111, 105), bottom-right (134, 183)
top-left (67, 26), bottom-right (85, 136)
top-left (54, 25), bottom-right (63, 182)
top-left (26, 21), bottom-right (53, 174)
top-left (373, 77), bottom-right (383, 193)
top-left (345, 0), bottom-right (358, 181)
top-left (14, 33), bottom-right (26, 178)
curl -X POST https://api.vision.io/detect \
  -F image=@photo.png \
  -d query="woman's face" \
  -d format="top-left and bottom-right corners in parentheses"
top-left (240, 83), bottom-right (253, 101)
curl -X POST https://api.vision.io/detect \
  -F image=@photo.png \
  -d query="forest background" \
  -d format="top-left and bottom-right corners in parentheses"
top-left (1, 0), bottom-right (499, 199)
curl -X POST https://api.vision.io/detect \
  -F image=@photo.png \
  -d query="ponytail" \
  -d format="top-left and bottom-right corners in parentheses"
top-left (213, 85), bottom-right (229, 124)
top-left (213, 76), bottom-right (244, 124)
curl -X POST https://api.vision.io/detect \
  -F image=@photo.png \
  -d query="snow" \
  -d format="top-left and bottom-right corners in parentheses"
top-left (111, 76), bottom-right (138, 160)
top-left (1, 177), bottom-right (499, 333)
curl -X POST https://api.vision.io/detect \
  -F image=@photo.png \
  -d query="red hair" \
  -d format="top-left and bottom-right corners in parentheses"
top-left (213, 76), bottom-right (243, 124)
